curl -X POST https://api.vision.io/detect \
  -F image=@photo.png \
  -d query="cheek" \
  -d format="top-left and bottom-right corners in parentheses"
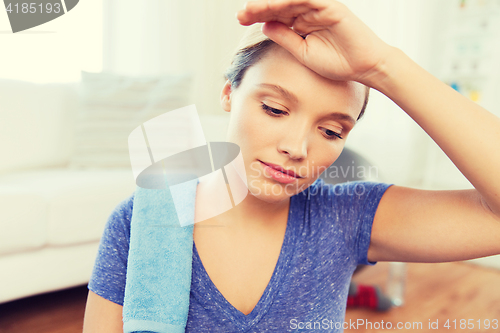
top-left (307, 147), bottom-right (344, 179)
top-left (230, 106), bottom-right (273, 149)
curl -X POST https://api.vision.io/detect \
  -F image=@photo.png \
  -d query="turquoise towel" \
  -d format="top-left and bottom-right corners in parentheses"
top-left (123, 175), bottom-right (199, 333)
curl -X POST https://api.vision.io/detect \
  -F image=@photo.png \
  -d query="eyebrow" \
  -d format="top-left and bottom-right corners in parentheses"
top-left (257, 83), bottom-right (299, 104)
top-left (256, 83), bottom-right (357, 126)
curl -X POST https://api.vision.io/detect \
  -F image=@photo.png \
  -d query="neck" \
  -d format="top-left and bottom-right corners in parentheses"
top-left (194, 175), bottom-right (290, 231)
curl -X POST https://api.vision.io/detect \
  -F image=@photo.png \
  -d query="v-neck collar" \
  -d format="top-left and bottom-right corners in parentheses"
top-left (192, 194), bottom-right (298, 331)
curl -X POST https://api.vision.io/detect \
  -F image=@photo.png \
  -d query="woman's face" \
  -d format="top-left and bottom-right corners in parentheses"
top-left (221, 44), bottom-right (366, 204)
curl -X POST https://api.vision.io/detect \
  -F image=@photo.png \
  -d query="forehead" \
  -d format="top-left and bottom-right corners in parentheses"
top-left (239, 45), bottom-right (365, 119)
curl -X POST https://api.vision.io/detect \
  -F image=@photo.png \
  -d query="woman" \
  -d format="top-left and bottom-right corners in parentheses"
top-left (83, 1), bottom-right (500, 332)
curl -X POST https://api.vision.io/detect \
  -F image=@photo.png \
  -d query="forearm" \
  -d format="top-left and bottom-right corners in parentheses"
top-left (365, 47), bottom-right (500, 216)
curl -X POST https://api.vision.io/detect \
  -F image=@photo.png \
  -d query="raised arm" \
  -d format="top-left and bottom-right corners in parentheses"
top-left (359, 44), bottom-right (500, 262)
top-left (237, 0), bottom-right (500, 262)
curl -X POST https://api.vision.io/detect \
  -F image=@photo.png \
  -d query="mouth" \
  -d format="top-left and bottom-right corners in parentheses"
top-left (258, 160), bottom-right (302, 179)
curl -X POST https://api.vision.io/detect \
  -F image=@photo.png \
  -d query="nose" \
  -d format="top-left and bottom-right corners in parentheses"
top-left (278, 124), bottom-right (308, 160)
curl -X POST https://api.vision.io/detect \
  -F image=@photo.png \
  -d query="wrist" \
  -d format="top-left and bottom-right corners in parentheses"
top-left (358, 46), bottom-right (406, 93)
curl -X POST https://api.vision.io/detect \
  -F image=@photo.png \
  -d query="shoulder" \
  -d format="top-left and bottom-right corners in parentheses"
top-left (103, 191), bottom-right (135, 241)
top-left (296, 178), bottom-right (393, 229)
top-left (88, 191), bottom-right (136, 306)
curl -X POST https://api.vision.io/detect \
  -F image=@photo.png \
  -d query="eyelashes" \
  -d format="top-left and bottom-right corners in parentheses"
top-left (260, 103), bottom-right (343, 140)
top-left (261, 103), bottom-right (286, 117)
top-left (323, 128), bottom-right (343, 140)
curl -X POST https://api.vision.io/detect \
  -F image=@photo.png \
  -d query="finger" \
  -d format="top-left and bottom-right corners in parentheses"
top-left (261, 21), bottom-right (306, 61)
top-left (292, 8), bottom-right (339, 35)
top-left (237, 11), bottom-right (297, 27)
top-left (237, 0), bottom-right (327, 26)
top-left (247, 0), bottom-right (328, 13)
top-left (237, 8), bottom-right (305, 27)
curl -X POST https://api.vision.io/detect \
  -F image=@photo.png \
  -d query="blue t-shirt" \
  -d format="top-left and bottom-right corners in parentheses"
top-left (88, 178), bottom-right (392, 332)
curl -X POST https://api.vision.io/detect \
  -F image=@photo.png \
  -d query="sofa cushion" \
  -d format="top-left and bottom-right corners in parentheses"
top-left (68, 71), bottom-right (195, 168)
top-left (0, 79), bottom-right (79, 175)
top-left (0, 242), bottom-right (100, 303)
top-left (0, 168), bottom-right (136, 254)
top-left (0, 191), bottom-right (47, 255)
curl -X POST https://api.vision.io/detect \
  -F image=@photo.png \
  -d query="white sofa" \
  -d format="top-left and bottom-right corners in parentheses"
top-left (0, 76), bottom-right (231, 304)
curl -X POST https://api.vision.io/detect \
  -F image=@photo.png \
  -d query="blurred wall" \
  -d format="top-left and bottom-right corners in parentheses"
top-left (103, 0), bottom-right (248, 116)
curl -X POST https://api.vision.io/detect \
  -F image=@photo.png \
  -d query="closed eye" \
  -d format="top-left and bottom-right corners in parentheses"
top-left (261, 103), bottom-right (287, 117)
top-left (322, 128), bottom-right (343, 140)
top-left (261, 103), bottom-right (343, 140)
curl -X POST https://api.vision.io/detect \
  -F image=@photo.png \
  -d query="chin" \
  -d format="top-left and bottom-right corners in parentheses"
top-left (246, 177), bottom-right (299, 203)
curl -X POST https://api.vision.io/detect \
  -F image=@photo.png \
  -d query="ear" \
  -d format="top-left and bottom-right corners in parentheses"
top-left (220, 80), bottom-right (232, 112)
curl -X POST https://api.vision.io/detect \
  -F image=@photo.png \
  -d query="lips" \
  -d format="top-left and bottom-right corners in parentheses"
top-left (259, 160), bottom-right (302, 179)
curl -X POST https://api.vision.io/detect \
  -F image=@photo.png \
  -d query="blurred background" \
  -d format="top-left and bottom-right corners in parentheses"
top-left (0, 0), bottom-right (499, 330)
